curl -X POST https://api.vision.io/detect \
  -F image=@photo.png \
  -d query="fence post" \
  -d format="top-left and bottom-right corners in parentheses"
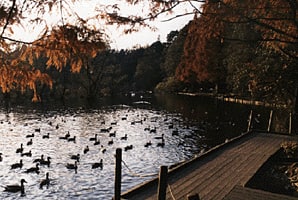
top-left (157, 165), bottom-right (168, 200)
top-left (267, 110), bottom-right (273, 132)
top-left (289, 112), bottom-right (292, 134)
top-left (247, 110), bottom-right (253, 132)
top-left (114, 148), bottom-right (122, 200)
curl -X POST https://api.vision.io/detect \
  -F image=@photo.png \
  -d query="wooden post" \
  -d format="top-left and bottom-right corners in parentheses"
top-left (114, 148), bottom-right (122, 200)
top-left (157, 166), bottom-right (168, 200)
top-left (289, 112), bottom-right (292, 134)
top-left (267, 110), bottom-right (273, 132)
top-left (247, 110), bottom-right (253, 132)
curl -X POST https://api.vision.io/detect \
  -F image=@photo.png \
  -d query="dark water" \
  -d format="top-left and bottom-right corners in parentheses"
top-left (0, 93), bottom-right (281, 199)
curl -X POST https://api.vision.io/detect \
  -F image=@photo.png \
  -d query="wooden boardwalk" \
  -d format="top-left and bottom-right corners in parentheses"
top-left (121, 132), bottom-right (298, 200)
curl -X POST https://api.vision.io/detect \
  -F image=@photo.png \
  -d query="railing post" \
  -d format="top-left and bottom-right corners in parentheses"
top-left (289, 112), bottom-right (292, 134)
top-left (114, 148), bottom-right (122, 200)
top-left (267, 110), bottom-right (273, 132)
top-left (247, 110), bottom-right (253, 132)
top-left (157, 165), bottom-right (168, 200)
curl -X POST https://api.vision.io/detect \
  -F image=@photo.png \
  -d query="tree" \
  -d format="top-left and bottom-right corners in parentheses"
top-left (0, 0), bottom-right (108, 101)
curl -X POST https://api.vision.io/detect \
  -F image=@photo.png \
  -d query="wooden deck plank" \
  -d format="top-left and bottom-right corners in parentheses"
top-left (223, 185), bottom-right (298, 200)
top-left (121, 132), bottom-right (298, 200)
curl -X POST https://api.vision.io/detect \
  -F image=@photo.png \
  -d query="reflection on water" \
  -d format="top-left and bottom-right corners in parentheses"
top-left (0, 94), bottom-right (275, 199)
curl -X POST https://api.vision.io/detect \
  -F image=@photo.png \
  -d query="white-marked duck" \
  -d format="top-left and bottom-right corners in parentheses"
top-left (100, 145), bottom-right (106, 154)
top-left (40, 172), bottom-right (50, 189)
top-left (4, 179), bottom-right (27, 195)
top-left (94, 138), bottom-right (100, 145)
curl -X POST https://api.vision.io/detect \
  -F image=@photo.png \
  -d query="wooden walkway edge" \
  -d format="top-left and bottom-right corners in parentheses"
top-left (121, 132), bottom-right (298, 200)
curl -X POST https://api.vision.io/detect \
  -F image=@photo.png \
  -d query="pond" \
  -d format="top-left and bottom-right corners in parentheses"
top-left (0, 93), bottom-right (274, 199)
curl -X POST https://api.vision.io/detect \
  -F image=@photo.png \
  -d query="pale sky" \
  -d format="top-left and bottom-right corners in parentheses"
top-left (9, 0), bottom-right (201, 50)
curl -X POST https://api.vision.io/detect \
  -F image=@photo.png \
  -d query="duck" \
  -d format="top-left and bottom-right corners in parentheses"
top-left (67, 136), bottom-right (76, 143)
top-left (26, 133), bottom-right (34, 138)
top-left (40, 172), bottom-right (50, 189)
top-left (108, 139), bottom-right (114, 145)
top-left (11, 159), bottom-right (23, 169)
top-left (120, 134), bottom-right (128, 140)
top-left (59, 132), bottom-right (70, 140)
top-left (83, 146), bottom-right (89, 154)
top-left (4, 179), bottom-right (27, 195)
top-left (27, 139), bottom-right (33, 146)
top-left (94, 138), bottom-right (100, 145)
top-left (124, 145), bottom-right (133, 151)
top-left (66, 161), bottom-right (78, 172)
top-left (157, 138), bottom-right (165, 148)
top-left (35, 128), bottom-right (41, 132)
top-left (70, 154), bottom-right (80, 162)
top-left (100, 145), bottom-right (106, 154)
top-left (89, 134), bottom-right (98, 141)
top-left (0, 153), bottom-right (2, 162)
top-left (150, 127), bottom-right (157, 133)
top-left (21, 150), bottom-right (32, 157)
top-left (25, 163), bottom-right (39, 174)
top-left (144, 126), bottom-right (150, 131)
top-left (16, 143), bottom-right (24, 153)
top-left (40, 157), bottom-right (51, 167)
top-left (33, 154), bottom-right (44, 163)
top-left (109, 131), bottom-right (116, 137)
top-left (144, 141), bottom-right (152, 147)
top-left (92, 159), bottom-right (103, 169)
top-left (42, 133), bottom-right (50, 139)
top-left (154, 134), bottom-right (164, 140)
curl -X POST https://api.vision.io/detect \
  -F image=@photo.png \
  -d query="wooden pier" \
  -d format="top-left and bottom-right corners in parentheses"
top-left (121, 132), bottom-right (298, 200)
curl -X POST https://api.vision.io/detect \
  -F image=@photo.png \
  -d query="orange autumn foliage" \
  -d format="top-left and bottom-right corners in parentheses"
top-left (176, 0), bottom-right (297, 83)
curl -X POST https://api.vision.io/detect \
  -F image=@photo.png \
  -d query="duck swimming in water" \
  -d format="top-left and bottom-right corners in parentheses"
top-left (83, 146), bottom-right (89, 154)
top-left (33, 154), bottom-right (44, 163)
top-left (4, 179), bottom-right (27, 195)
top-left (25, 163), bottom-right (39, 174)
top-left (16, 143), bottom-right (23, 153)
top-left (92, 159), bottom-right (103, 169)
top-left (66, 161), bottom-right (78, 173)
top-left (40, 172), bottom-right (50, 189)
top-left (11, 159), bottom-right (23, 169)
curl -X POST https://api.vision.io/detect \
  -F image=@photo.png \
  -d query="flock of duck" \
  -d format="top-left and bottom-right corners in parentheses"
top-left (0, 111), bottom-right (180, 197)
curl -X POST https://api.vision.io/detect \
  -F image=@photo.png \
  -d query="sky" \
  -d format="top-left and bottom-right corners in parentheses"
top-left (9, 0), bottom-right (201, 50)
